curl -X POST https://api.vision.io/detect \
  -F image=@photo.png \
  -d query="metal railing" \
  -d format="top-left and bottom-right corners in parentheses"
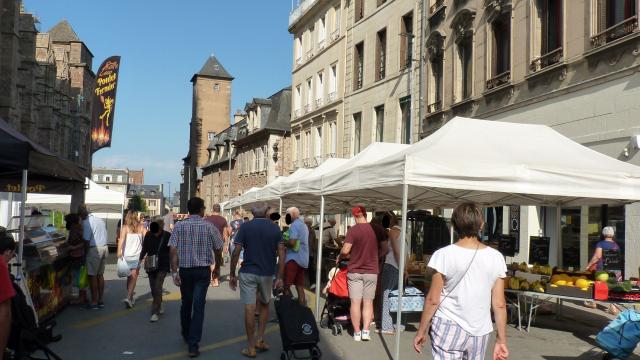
top-left (316, 98), bottom-right (324, 108)
top-left (328, 91), bottom-right (337, 102)
top-left (591, 16), bottom-right (638, 47)
top-left (486, 71), bottom-right (511, 90)
top-left (318, 39), bottom-right (325, 50)
top-left (289, 0), bottom-right (320, 27)
top-left (429, 0), bottom-right (444, 14)
top-left (530, 47), bottom-right (563, 72)
top-left (331, 29), bottom-right (340, 41)
top-left (295, 57), bottom-right (303, 66)
top-left (305, 49), bottom-right (314, 60)
top-left (295, 108), bottom-right (302, 118)
top-left (427, 100), bottom-right (442, 113)
top-left (305, 104), bottom-right (313, 113)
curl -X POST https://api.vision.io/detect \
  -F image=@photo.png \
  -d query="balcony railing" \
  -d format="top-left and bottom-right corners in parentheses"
top-left (289, 0), bottom-right (320, 27)
top-left (486, 71), bottom-right (511, 90)
top-left (305, 49), bottom-right (314, 60)
top-left (429, 0), bottom-right (444, 14)
top-left (305, 104), bottom-right (313, 113)
top-left (530, 47), bottom-right (563, 72)
top-left (325, 152), bottom-right (337, 159)
top-left (328, 91), bottom-right (337, 102)
top-left (316, 98), bottom-right (324, 108)
top-left (302, 158), bottom-right (311, 167)
top-left (591, 16), bottom-right (638, 48)
top-left (318, 39), bottom-right (325, 50)
top-left (295, 57), bottom-right (303, 66)
top-left (331, 29), bottom-right (340, 41)
top-left (314, 156), bottom-right (323, 167)
top-left (427, 100), bottom-right (442, 113)
top-left (295, 108), bottom-right (302, 118)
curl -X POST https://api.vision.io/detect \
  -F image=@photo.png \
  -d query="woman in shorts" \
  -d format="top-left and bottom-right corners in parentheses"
top-left (117, 210), bottom-right (146, 308)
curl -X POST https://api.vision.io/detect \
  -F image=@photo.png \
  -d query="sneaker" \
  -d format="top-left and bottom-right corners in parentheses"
top-left (310, 284), bottom-right (316, 290)
top-left (353, 332), bottom-right (362, 342)
top-left (131, 298), bottom-right (136, 307)
top-left (159, 303), bottom-right (165, 315)
top-left (361, 330), bottom-right (371, 341)
top-left (98, 302), bottom-right (105, 309)
top-left (85, 303), bottom-right (100, 310)
top-left (150, 314), bottom-right (159, 322)
top-left (123, 298), bottom-right (132, 309)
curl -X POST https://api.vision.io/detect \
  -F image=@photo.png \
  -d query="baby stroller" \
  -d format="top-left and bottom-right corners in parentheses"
top-left (596, 309), bottom-right (640, 360)
top-left (6, 276), bottom-right (62, 360)
top-left (319, 260), bottom-right (351, 336)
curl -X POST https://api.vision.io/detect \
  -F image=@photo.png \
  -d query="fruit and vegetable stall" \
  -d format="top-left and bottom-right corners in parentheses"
top-left (503, 261), bottom-right (640, 331)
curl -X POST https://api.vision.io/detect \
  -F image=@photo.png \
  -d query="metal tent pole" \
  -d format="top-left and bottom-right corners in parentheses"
top-left (315, 195), bottom-right (325, 321)
top-left (17, 169), bottom-right (27, 280)
top-left (394, 183), bottom-right (409, 360)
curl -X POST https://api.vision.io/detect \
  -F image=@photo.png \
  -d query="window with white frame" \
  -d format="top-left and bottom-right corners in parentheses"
top-left (315, 127), bottom-right (322, 159)
top-left (295, 134), bottom-right (302, 165)
top-left (353, 112), bottom-right (362, 155)
top-left (117, 175), bottom-right (123, 183)
top-left (334, 5), bottom-right (341, 35)
top-left (257, 147), bottom-right (263, 172)
top-left (531, 0), bottom-right (563, 72)
top-left (318, 16), bottom-right (326, 46)
top-left (375, 105), bottom-right (384, 142)
top-left (263, 145), bottom-right (268, 170)
top-left (329, 64), bottom-right (337, 97)
top-left (93, 174), bottom-right (98, 181)
top-left (306, 78), bottom-right (313, 110)
top-left (295, 36), bottom-right (303, 62)
top-left (330, 122), bottom-right (337, 155)
top-left (316, 71), bottom-right (324, 103)
top-left (295, 85), bottom-right (302, 112)
top-left (305, 130), bottom-right (312, 161)
top-left (104, 175), bottom-right (112, 182)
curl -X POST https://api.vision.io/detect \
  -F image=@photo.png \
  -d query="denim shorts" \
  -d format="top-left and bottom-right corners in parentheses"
top-left (126, 260), bottom-right (140, 270)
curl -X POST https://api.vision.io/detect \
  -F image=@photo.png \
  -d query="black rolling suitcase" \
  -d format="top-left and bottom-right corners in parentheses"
top-left (274, 293), bottom-right (322, 360)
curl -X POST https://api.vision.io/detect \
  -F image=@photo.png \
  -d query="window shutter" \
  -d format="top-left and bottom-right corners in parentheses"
top-left (598, 0), bottom-right (607, 31)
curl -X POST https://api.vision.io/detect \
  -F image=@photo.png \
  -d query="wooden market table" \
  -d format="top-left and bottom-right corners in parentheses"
top-left (505, 289), bottom-right (639, 332)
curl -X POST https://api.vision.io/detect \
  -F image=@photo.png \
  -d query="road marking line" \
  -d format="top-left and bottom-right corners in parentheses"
top-left (70, 292), bottom-right (180, 330)
top-left (148, 325), bottom-right (279, 360)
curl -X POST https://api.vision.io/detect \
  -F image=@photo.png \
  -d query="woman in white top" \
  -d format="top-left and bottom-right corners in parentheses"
top-left (377, 212), bottom-right (403, 334)
top-left (414, 202), bottom-right (509, 360)
top-left (117, 210), bottom-right (145, 308)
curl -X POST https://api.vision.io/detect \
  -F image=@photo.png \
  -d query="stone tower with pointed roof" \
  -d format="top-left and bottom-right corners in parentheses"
top-left (184, 55), bottom-right (233, 200)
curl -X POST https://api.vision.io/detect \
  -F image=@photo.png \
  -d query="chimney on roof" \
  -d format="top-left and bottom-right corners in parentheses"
top-left (233, 110), bottom-right (245, 125)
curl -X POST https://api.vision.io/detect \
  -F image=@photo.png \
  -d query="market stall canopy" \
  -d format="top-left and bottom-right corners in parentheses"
top-left (26, 180), bottom-right (124, 210)
top-left (282, 143), bottom-right (409, 213)
top-left (0, 118), bottom-right (86, 194)
top-left (254, 168), bottom-right (313, 204)
top-left (321, 117), bottom-right (640, 208)
top-left (227, 187), bottom-right (262, 209)
top-left (280, 157), bottom-right (349, 213)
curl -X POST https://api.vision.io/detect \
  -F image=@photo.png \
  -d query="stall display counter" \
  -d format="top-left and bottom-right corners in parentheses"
top-left (7, 215), bottom-right (71, 321)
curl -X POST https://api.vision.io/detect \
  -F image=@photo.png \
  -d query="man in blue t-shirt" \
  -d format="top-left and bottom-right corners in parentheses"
top-left (284, 207), bottom-right (309, 306)
top-left (229, 202), bottom-right (284, 357)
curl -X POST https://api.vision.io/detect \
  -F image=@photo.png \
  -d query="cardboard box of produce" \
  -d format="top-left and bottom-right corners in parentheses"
top-left (514, 271), bottom-right (550, 283)
top-left (545, 283), bottom-right (593, 299)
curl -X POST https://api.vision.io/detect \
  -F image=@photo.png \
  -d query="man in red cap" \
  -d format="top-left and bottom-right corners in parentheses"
top-left (338, 205), bottom-right (379, 342)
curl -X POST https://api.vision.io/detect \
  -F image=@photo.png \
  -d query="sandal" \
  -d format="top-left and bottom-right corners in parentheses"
top-left (255, 340), bottom-right (270, 352)
top-left (241, 348), bottom-right (257, 358)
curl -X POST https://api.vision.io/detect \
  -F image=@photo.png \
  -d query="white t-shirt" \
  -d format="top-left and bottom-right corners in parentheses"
top-left (428, 244), bottom-right (507, 336)
top-left (123, 233), bottom-right (143, 262)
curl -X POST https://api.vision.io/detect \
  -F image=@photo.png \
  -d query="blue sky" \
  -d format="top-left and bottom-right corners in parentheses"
top-left (26, 0), bottom-right (293, 196)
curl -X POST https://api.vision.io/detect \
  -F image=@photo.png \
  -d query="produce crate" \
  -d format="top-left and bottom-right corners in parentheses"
top-left (545, 284), bottom-right (593, 299)
top-left (514, 271), bottom-right (550, 283)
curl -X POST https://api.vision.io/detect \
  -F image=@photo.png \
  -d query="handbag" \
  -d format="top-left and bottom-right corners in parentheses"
top-left (117, 233), bottom-right (131, 278)
top-left (144, 234), bottom-right (165, 272)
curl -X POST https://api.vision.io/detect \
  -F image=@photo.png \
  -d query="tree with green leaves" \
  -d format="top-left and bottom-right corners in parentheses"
top-left (127, 195), bottom-right (148, 213)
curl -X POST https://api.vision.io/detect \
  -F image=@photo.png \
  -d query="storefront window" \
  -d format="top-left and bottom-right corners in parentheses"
top-left (561, 208), bottom-right (580, 269)
top-left (588, 205), bottom-right (625, 273)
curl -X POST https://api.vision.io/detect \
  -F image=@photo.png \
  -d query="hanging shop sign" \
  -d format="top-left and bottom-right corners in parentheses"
top-left (91, 56), bottom-right (121, 153)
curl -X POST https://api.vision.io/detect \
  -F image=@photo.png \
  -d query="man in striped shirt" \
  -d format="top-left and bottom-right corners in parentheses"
top-left (169, 197), bottom-right (223, 358)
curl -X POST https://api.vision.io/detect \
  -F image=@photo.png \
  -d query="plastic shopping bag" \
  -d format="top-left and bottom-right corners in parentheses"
top-left (117, 258), bottom-right (131, 278)
top-left (78, 265), bottom-right (88, 289)
top-left (596, 309), bottom-right (640, 359)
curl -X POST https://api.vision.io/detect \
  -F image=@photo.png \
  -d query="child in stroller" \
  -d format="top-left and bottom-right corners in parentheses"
top-left (320, 260), bottom-right (351, 336)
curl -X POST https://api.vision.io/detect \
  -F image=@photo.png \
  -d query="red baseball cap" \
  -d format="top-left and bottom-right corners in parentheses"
top-left (351, 205), bottom-right (366, 217)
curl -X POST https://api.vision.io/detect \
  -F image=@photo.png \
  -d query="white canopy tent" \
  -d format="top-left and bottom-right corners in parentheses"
top-left (226, 186), bottom-right (262, 209)
top-left (254, 168), bottom-right (314, 212)
top-left (26, 180), bottom-right (125, 246)
top-left (288, 117), bottom-right (640, 360)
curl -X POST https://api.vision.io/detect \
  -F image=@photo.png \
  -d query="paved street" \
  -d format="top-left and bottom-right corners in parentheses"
top-left (44, 255), bottom-right (640, 360)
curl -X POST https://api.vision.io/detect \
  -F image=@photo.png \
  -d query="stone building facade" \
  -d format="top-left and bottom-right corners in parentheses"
top-left (289, 0), bottom-right (424, 172)
top-left (422, 0), bottom-right (640, 276)
top-left (200, 87), bottom-right (292, 211)
top-left (127, 184), bottom-right (164, 217)
top-left (180, 56), bottom-right (233, 212)
top-left (0, 2), bottom-right (95, 172)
